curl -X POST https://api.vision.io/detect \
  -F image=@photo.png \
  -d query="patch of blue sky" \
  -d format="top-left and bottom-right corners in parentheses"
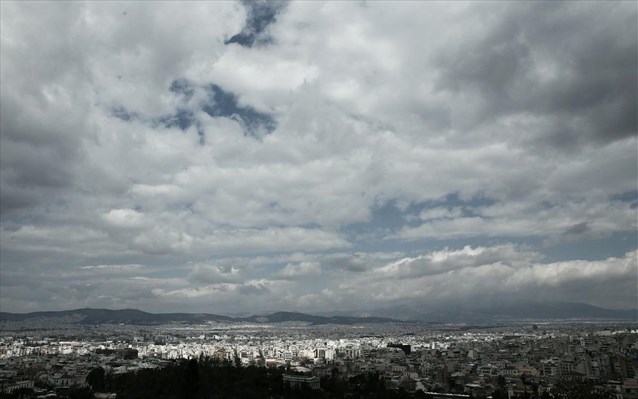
top-left (346, 233), bottom-right (539, 258)
top-left (225, 0), bottom-right (287, 48)
top-left (110, 80), bottom-right (276, 142)
top-left (544, 231), bottom-right (637, 262)
top-left (154, 109), bottom-right (196, 131)
top-left (343, 193), bottom-right (497, 240)
top-left (169, 78), bottom-right (195, 102)
top-left (110, 106), bottom-right (140, 122)
top-left (343, 230), bottom-right (636, 264)
top-left (201, 84), bottom-right (276, 138)
top-left (611, 190), bottom-right (638, 208)
top-left (341, 193), bottom-right (636, 261)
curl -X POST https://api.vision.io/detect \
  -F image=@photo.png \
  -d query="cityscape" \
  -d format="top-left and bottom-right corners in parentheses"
top-left (1, 311), bottom-right (637, 398)
top-left (1, 0), bottom-right (637, 398)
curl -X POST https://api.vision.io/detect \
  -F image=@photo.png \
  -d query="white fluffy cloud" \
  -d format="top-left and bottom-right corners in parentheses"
top-left (276, 261), bottom-right (322, 279)
top-left (0, 1), bottom-right (635, 313)
top-left (0, 244), bottom-right (635, 313)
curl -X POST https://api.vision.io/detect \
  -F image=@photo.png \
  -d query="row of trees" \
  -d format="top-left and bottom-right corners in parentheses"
top-left (86, 357), bottom-right (435, 399)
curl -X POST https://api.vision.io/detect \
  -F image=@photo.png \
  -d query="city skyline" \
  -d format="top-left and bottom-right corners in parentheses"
top-left (1, 1), bottom-right (636, 315)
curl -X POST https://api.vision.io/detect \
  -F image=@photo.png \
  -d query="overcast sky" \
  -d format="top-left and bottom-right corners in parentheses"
top-left (1, 1), bottom-right (636, 315)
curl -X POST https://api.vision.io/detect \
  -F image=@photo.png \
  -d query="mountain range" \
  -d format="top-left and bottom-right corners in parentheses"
top-left (0, 308), bottom-right (404, 326)
top-left (346, 301), bottom-right (637, 323)
top-left (0, 301), bottom-right (635, 326)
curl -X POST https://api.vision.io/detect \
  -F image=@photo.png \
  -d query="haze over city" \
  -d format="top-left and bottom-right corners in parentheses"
top-left (1, 1), bottom-right (636, 317)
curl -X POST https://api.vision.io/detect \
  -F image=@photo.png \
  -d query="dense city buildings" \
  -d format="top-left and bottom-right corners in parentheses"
top-left (0, 318), bottom-right (636, 398)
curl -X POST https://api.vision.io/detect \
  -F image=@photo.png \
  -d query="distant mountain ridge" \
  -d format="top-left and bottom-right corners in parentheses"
top-left (361, 301), bottom-right (638, 323)
top-left (0, 308), bottom-right (406, 326)
top-left (241, 311), bottom-right (403, 325)
top-left (1, 301), bottom-right (634, 326)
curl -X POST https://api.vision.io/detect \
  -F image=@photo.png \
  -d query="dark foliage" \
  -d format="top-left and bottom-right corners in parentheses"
top-left (95, 348), bottom-right (138, 359)
top-left (108, 358), bottom-right (287, 399)
top-left (86, 366), bottom-right (105, 391)
top-left (103, 358), bottom-right (434, 399)
top-left (0, 368), bottom-right (623, 399)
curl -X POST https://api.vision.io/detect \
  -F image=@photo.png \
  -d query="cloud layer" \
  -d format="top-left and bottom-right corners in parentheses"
top-left (1, 1), bottom-right (636, 314)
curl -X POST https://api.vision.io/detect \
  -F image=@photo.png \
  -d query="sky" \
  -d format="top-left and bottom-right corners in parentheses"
top-left (0, 1), bottom-right (636, 315)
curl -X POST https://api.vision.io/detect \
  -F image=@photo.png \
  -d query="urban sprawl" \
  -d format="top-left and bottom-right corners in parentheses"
top-left (1, 320), bottom-right (637, 398)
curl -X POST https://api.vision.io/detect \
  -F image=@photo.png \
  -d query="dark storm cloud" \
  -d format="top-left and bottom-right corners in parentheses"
top-left (435, 1), bottom-right (637, 149)
top-left (0, 186), bottom-right (42, 214)
top-left (0, 96), bottom-right (85, 213)
top-left (0, 1), bottom-right (94, 215)
top-left (225, 0), bottom-right (287, 47)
